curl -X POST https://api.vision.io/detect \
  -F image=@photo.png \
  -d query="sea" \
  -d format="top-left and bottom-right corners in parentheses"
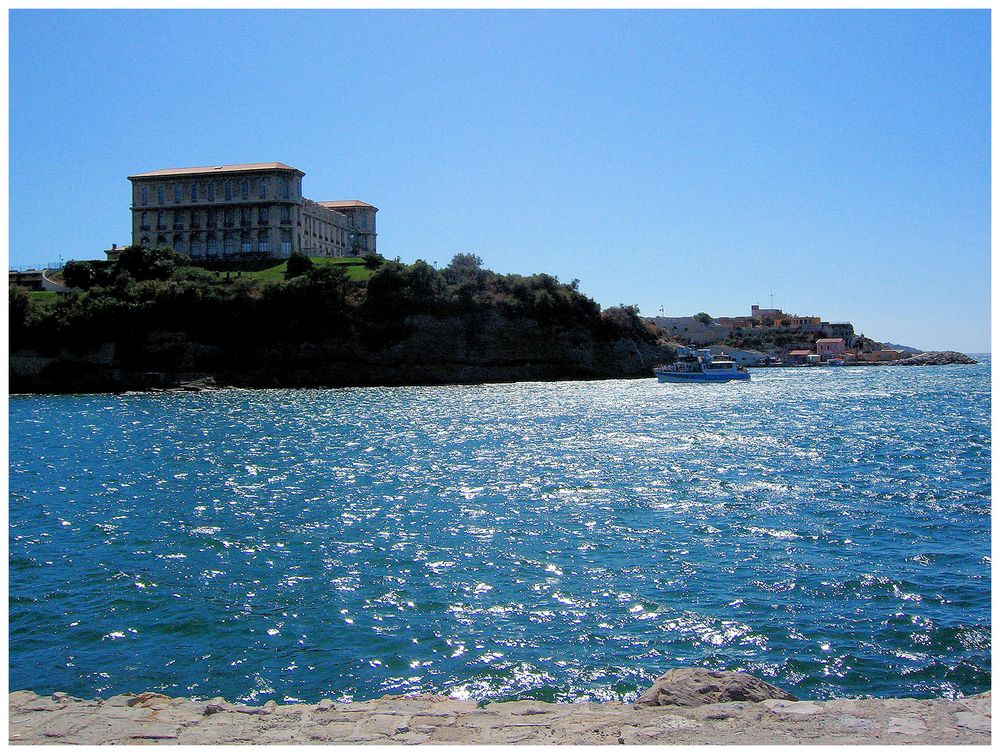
top-left (9, 359), bottom-right (991, 704)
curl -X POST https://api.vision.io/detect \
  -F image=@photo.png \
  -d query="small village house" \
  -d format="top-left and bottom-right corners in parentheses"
top-left (815, 338), bottom-right (847, 361)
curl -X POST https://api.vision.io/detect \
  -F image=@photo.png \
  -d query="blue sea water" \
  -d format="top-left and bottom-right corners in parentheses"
top-left (9, 361), bottom-right (991, 704)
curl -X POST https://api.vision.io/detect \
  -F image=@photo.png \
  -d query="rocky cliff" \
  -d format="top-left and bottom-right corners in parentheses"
top-left (10, 312), bottom-right (673, 394)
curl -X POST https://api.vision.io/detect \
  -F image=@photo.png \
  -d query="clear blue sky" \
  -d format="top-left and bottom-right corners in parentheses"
top-left (9, 10), bottom-right (990, 352)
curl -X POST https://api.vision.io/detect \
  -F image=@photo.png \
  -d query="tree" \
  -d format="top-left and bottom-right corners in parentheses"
top-left (694, 312), bottom-right (713, 325)
top-left (362, 251), bottom-right (384, 270)
top-left (115, 246), bottom-right (188, 281)
top-left (63, 260), bottom-right (96, 289)
top-left (285, 252), bottom-right (314, 279)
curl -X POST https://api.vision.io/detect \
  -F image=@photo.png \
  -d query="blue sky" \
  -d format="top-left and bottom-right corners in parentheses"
top-left (9, 10), bottom-right (990, 352)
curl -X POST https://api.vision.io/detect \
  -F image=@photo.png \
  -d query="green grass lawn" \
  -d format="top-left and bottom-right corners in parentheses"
top-left (27, 290), bottom-right (63, 314)
top-left (213, 257), bottom-right (372, 283)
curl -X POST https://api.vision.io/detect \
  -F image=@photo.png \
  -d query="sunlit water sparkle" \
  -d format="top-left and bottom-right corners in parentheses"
top-left (9, 360), bottom-right (990, 703)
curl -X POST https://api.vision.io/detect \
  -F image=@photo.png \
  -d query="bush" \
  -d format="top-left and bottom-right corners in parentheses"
top-left (285, 252), bottom-right (314, 279)
top-left (115, 246), bottom-right (188, 281)
top-left (63, 260), bottom-right (96, 289)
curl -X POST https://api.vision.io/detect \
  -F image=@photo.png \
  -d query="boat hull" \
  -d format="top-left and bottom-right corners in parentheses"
top-left (654, 370), bottom-right (751, 383)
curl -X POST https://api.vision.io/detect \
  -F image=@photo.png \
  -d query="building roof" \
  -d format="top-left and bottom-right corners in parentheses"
top-left (815, 338), bottom-right (845, 344)
top-left (317, 200), bottom-right (378, 210)
top-left (788, 349), bottom-right (813, 356)
top-left (128, 162), bottom-right (302, 179)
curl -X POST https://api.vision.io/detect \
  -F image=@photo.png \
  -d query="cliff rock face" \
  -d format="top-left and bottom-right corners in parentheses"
top-left (634, 668), bottom-right (798, 708)
top-left (10, 312), bottom-right (673, 393)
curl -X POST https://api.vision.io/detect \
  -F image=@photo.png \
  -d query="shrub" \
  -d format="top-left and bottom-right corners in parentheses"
top-left (63, 260), bottom-right (96, 289)
top-left (285, 252), bottom-right (314, 279)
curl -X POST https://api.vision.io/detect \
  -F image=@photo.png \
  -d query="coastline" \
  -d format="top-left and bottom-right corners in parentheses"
top-left (7, 350), bottom-right (982, 396)
top-left (9, 689), bottom-right (991, 745)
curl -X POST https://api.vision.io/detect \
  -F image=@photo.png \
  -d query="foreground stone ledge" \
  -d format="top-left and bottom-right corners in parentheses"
top-left (8, 690), bottom-right (990, 745)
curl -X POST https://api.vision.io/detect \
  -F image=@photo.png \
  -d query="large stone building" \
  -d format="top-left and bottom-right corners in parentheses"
top-left (127, 162), bottom-right (376, 259)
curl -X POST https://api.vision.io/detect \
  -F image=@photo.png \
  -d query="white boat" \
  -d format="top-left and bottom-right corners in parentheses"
top-left (654, 348), bottom-right (751, 383)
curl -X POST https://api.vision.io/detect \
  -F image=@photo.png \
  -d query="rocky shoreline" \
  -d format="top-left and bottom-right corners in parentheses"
top-left (9, 678), bottom-right (990, 745)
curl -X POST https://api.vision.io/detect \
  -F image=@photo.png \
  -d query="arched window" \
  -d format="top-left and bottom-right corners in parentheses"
top-left (280, 230), bottom-right (292, 255)
top-left (223, 232), bottom-right (235, 256)
top-left (157, 211), bottom-right (165, 229)
top-left (280, 205), bottom-right (290, 224)
top-left (240, 231), bottom-right (252, 254)
top-left (207, 233), bottom-right (218, 256)
top-left (207, 183), bottom-right (215, 202)
top-left (190, 184), bottom-right (198, 202)
top-left (173, 234), bottom-right (185, 254)
top-left (190, 210), bottom-right (201, 229)
top-left (156, 234), bottom-right (167, 247)
top-left (140, 211), bottom-right (150, 230)
top-left (240, 180), bottom-right (249, 199)
top-left (157, 185), bottom-right (165, 204)
top-left (258, 179), bottom-right (266, 199)
top-left (258, 206), bottom-right (269, 225)
top-left (140, 187), bottom-right (149, 205)
top-left (190, 233), bottom-right (203, 257)
top-left (224, 180), bottom-right (233, 200)
top-left (174, 184), bottom-right (181, 203)
top-left (240, 207), bottom-right (251, 226)
top-left (281, 178), bottom-right (290, 199)
top-left (257, 230), bottom-right (269, 254)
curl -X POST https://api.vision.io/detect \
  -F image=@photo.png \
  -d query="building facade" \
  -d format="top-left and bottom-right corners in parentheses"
top-left (127, 162), bottom-right (377, 259)
top-left (815, 338), bottom-right (847, 360)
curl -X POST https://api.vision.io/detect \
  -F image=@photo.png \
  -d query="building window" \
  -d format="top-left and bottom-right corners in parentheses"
top-left (156, 234), bottom-right (167, 247)
top-left (157, 211), bottom-right (166, 229)
top-left (140, 186), bottom-right (149, 205)
top-left (224, 180), bottom-right (233, 200)
top-left (140, 235), bottom-right (150, 247)
top-left (173, 211), bottom-right (183, 229)
top-left (240, 207), bottom-right (251, 227)
top-left (174, 184), bottom-right (182, 203)
top-left (207, 233), bottom-right (219, 256)
top-left (281, 230), bottom-right (292, 255)
top-left (190, 210), bottom-right (201, 229)
top-left (224, 233), bottom-right (235, 255)
top-left (140, 211), bottom-right (150, 230)
top-left (258, 206), bottom-right (269, 225)
top-left (280, 205), bottom-right (290, 224)
top-left (190, 233), bottom-right (203, 257)
top-left (240, 179), bottom-right (249, 199)
top-left (157, 185), bottom-right (165, 204)
top-left (258, 179), bottom-right (266, 199)
top-left (281, 178), bottom-right (290, 199)
top-left (240, 232), bottom-right (252, 254)
top-left (224, 208), bottom-right (234, 227)
top-left (190, 184), bottom-right (198, 202)
top-left (173, 234), bottom-right (185, 254)
top-left (207, 209), bottom-right (216, 228)
top-left (257, 230), bottom-right (269, 253)
top-left (207, 183), bottom-right (215, 202)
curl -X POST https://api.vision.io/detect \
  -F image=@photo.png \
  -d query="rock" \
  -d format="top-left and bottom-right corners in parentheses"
top-left (127, 692), bottom-right (170, 708)
top-left (895, 351), bottom-right (978, 366)
top-left (634, 668), bottom-right (797, 708)
top-left (954, 711), bottom-right (991, 732)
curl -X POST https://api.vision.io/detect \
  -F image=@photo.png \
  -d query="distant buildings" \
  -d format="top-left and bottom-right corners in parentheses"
top-left (126, 162), bottom-right (377, 259)
top-left (651, 305), bottom-right (855, 347)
